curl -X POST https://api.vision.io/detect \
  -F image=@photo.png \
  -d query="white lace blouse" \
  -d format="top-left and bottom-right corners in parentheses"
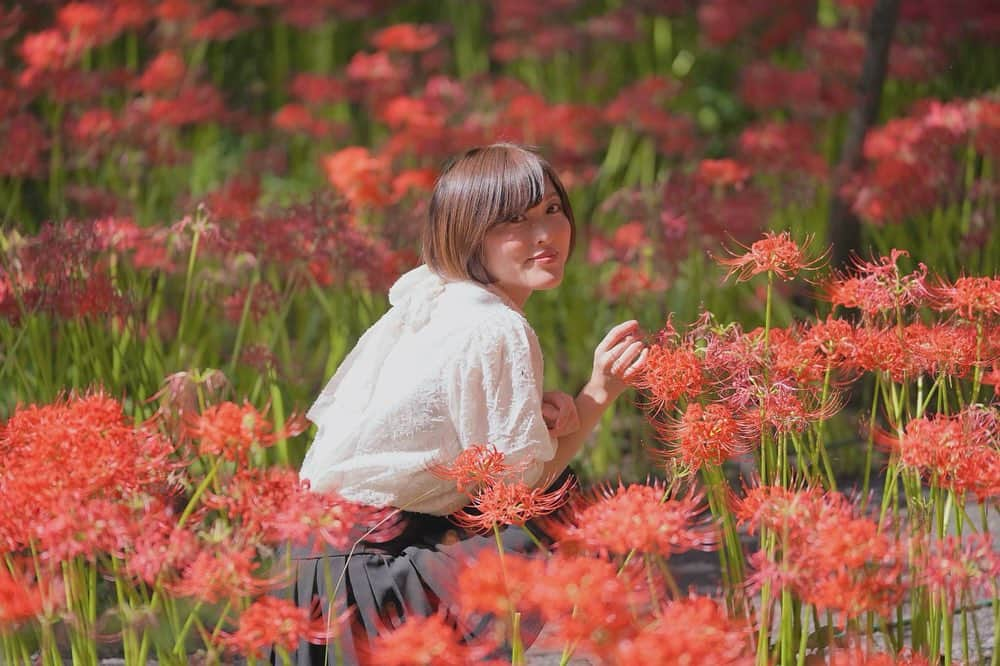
top-left (299, 264), bottom-right (558, 516)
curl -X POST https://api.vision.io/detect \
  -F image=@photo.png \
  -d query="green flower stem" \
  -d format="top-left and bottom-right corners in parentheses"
top-left (173, 600), bottom-right (205, 656)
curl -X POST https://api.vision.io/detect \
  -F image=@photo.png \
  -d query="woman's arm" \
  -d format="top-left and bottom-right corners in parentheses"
top-left (538, 320), bottom-right (647, 483)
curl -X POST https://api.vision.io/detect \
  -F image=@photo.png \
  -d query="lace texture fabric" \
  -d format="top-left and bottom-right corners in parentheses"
top-left (300, 265), bottom-right (557, 516)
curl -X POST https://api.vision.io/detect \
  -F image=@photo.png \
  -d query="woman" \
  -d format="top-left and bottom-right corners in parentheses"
top-left (279, 143), bottom-right (647, 664)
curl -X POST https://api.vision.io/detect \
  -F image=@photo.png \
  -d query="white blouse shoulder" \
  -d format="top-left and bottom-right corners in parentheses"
top-left (298, 265), bottom-right (557, 515)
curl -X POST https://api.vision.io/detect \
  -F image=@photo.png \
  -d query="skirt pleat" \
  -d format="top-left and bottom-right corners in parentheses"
top-left (270, 470), bottom-right (576, 665)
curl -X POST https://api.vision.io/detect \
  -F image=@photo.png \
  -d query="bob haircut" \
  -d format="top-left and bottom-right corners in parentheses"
top-left (421, 143), bottom-right (576, 284)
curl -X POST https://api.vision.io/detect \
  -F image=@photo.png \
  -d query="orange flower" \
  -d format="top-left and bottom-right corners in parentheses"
top-left (371, 23), bottom-right (439, 52)
top-left (321, 146), bottom-right (392, 209)
top-left (613, 596), bottom-right (752, 665)
top-left (548, 482), bottom-right (718, 557)
top-left (632, 340), bottom-right (704, 413)
top-left (221, 596), bottom-right (339, 658)
top-left (364, 611), bottom-right (496, 666)
top-left (19, 29), bottom-right (75, 71)
top-left (191, 9), bottom-right (256, 42)
top-left (696, 158), bottom-right (751, 187)
top-left (136, 49), bottom-right (186, 94)
top-left (716, 231), bottom-right (822, 282)
top-left (660, 402), bottom-right (750, 471)
top-left (185, 401), bottom-right (307, 465)
top-left (933, 275), bottom-right (1000, 320)
top-left (451, 474), bottom-right (573, 532)
top-left (429, 443), bottom-right (517, 494)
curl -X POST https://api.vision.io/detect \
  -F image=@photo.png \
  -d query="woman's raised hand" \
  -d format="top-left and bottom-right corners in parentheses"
top-left (541, 390), bottom-right (580, 437)
top-left (591, 320), bottom-right (648, 398)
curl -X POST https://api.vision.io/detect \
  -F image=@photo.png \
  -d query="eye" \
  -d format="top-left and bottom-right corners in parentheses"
top-left (546, 203), bottom-right (562, 214)
top-left (506, 213), bottom-right (527, 224)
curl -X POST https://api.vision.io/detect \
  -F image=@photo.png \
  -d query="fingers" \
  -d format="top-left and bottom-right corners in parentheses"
top-left (542, 402), bottom-right (559, 429)
top-left (622, 346), bottom-right (649, 379)
top-left (595, 320), bottom-right (641, 355)
top-left (610, 339), bottom-right (646, 376)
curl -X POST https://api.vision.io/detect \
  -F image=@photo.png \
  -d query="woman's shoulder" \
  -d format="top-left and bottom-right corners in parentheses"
top-left (439, 283), bottom-right (534, 336)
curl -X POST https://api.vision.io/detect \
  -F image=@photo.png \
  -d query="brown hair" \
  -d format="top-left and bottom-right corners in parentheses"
top-left (421, 143), bottom-right (576, 284)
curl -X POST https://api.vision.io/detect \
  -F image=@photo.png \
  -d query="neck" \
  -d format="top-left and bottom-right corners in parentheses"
top-left (489, 282), bottom-right (531, 312)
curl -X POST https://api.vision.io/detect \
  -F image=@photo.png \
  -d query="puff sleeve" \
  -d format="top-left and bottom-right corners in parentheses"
top-left (446, 312), bottom-right (558, 487)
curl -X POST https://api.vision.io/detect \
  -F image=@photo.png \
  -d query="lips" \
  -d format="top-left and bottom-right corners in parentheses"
top-left (530, 250), bottom-right (559, 262)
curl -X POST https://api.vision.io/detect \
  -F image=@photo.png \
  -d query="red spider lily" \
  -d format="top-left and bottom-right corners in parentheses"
top-left (190, 9), bottom-right (257, 42)
top-left (32, 498), bottom-right (140, 564)
top-left (822, 249), bottom-right (931, 318)
top-left (849, 325), bottom-right (917, 383)
top-left (156, 0), bottom-right (202, 23)
top-left (825, 646), bottom-right (933, 665)
top-left (454, 549), bottom-right (539, 620)
top-left (803, 316), bottom-right (859, 370)
top-left (222, 282), bottom-right (281, 324)
top-left (916, 534), bottom-right (1000, 609)
top-left (657, 402), bottom-right (751, 471)
top-left (768, 326), bottom-right (837, 385)
top-left (429, 443), bottom-right (520, 494)
top-left (631, 340), bottom-right (704, 413)
top-left (661, 171), bottom-right (768, 250)
top-left (601, 264), bottom-right (668, 303)
top-left (586, 221), bottom-right (648, 265)
top-left (904, 321), bottom-right (979, 378)
top-left (0, 113), bottom-right (48, 178)
top-left (272, 103), bottom-right (335, 138)
top-left (605, 76), bottom-right (681, 127)
top-left (547, 482), bottom-right (718, 557)
top-left (739, 120), bottom-right (827, 178)
top-left (451, 475), bottom-right (574, 533)
top-left (885, 407), bottom-right (1000, 501)
top-left (0, 560), bottom-right (50, 626)
top-left (526, 554), bottom-right (642, 660)
top-left (697, 158), bottom-right (751, 188)
top-left (184, 400), bottom-right (307, 466)
top-left (19, 29), bottom-right (78, 71)
top-left (220, 596), bottom-right (341, 658)
top-left (204, 466), bottom-right (404, 551)
top-left (322, 146), bottom-right (393, 209)
top-left (613, 596), bottom-right (752, 665)
top-left (169, 542), bottom-right (281, 603)
top-left (112, 0), bottom-right (154, 32)
top-left (749, 380), bottom-right (843, 435)
top-left (123, 502), bottom-right (200, 586)
top-left (57, 2), bottom-right (117, 49)
top-left (699, 0), bottom-right (810, 52)
top-left (289, 72), bottom-right (348, 106)
top-left (371, 23), bottom-right (439, 52)
top-left (716, 231), bottom-right (823, 283)
top-left (731, 483), bottom-right (826, 533)
top-left (146, 84), bottom-right (226, 127)
top-left (391, 168), bottom-right (437, 201)
top-left (737, 486), bottom-right (908, 623)
top-left (933, 276), bottom-right (1000, 320)
top-left (364, 611), bottom-right (498, 666)
top-left (345, 50), bottom-right (409, 88)
top-left (135, 50), bottom-right (186, 94)
top-left (0, 390), bottom-right (175, 553)
top-left (739, 62), bottom-right (826, 115)
top-left (969, 96), bottom-right (1000, 157)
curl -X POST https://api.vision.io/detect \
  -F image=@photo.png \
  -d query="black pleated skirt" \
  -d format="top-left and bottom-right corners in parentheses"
top-left (268, 503), bottom-right (555, 665)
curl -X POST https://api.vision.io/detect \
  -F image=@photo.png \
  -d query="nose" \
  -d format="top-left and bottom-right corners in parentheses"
top-left (534, 218), bottom-right (554, 244)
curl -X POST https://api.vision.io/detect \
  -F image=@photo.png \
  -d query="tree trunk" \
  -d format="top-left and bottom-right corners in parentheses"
top-left (827, 0), bottom-right (901, 268)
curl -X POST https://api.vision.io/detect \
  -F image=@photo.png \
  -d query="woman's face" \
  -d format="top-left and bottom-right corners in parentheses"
top-left (481, 180), bottom-right (571, 308)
